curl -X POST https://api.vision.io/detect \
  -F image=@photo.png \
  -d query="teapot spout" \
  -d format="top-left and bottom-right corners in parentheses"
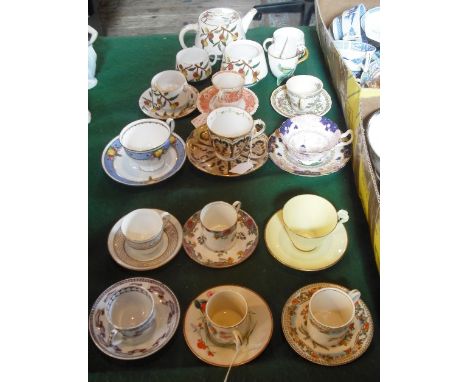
top-left (241, 8), bottom-right (257, 32)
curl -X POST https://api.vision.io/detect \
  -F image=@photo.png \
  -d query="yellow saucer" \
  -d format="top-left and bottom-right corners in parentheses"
top-left (265, 210), bottom-right (348, 271)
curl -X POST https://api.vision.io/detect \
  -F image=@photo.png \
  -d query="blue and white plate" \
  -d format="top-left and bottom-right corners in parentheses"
top-left (101, 133), bottom-right (186, 186)
top-left (361, 7), bottom-right (380, 47)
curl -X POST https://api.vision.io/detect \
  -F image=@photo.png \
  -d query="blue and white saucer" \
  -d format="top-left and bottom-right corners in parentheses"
top-left (101, 133), bottom-right (186, 186)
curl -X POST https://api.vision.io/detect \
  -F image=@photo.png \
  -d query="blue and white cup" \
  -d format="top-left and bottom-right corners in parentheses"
top-left (333, 40), bottom-right (376, 79)
top-left (119, 118), bottom-right (175, 172)
top-left (105, 285), bottom-right (156, 345)
top-left (341, 3), bottom-right (366, 41)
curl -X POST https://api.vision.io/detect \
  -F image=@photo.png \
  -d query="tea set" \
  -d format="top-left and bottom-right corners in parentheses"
top-left (91, 6), bottom-right (376, 375)
top-left (329, 3), bottom-right (380, 86)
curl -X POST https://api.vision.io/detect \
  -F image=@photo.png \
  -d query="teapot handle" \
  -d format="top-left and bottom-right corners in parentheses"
top-left (179, 23), bottom-right (198, 49)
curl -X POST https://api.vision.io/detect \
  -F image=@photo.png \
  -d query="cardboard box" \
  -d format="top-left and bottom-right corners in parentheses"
top-left (315, 0), bottom-right (380, 270)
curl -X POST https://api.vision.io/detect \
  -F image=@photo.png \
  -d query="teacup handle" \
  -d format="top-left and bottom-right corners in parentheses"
top-left (337, 129), bottom-right (353, 147)
top-left (347, 289), bottom-right (361, 304)
top-left (179, 23), bottom-right (198, 49)
top-left (232, 201), bottom-right (242, 212)
top-left (160, 211), bottom-right (171, 227)
top-left (209, 54), bottom-right (218, 66)
top-left (107, 328), bottom-right (122, 347)
top-left (263, 38), bottom-right (274, 52)
top-left (337, 210), bottom-right (349, 224)
top-left (297, 47), bottom-right (309, 64)
top-left (166, 118), bottom-right (175, 134)
top-left (252, 119), bottom-right (266, 138)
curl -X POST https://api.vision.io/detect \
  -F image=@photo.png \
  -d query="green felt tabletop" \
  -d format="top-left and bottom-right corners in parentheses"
top-left (88, 26), bottom-right (379, 382)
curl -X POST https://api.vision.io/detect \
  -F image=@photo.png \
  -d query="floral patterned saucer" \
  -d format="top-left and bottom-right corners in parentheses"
top-left (268, 129), bottom-right (351, 177)
top-left (101, 133), bottom-right (186, 186)
top-left (196, 86), bottom-right (259, 115)
top-left (107, 209), bottom-right (183, 271)
top-left (282, 282), bottom-right (374, 366)
top-left (270, 85), bottom-right (332, 118)
top-left (89, 277), bottom-right (180, 360)
top-left (265, 210), bottom-right (348, 271)
top-left (139, 86), bottom-right (199, 119)
top-left (186, 125), bottom-right (268, 177)
top-left (183, 209), bottom-right (258, 268)
top-left (183, 285), bottom-right (273, 367)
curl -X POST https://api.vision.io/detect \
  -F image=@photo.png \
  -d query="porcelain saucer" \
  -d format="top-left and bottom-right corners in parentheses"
top-left (183, 285), bottom-right (273, 367)
top-left (186, 125), bottom-right (268, 177)
top-left (108, 209), bottom-right (183, 271)
top-left (268, 130), bottom-right (351, 177)
top-left (270, 85), bottom-right (332, 118)
top-left (139, 86), bottom-right (199, 119)
top-left (282, 282), bottom-right (374, 366)
top-left (196, 86), bottom-right (259, 115)
top-left (89, 277), bottom-right (180, 360)
top-left (183, 209), bottom-right (258, 268)
top-left (265, 210), bottom-right (348, 271)
top-left (101, 133), bottom-right (186, 186)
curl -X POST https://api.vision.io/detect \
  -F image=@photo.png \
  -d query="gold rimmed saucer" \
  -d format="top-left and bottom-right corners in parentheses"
top-left (186, 125), bottom-right (269, 177)
top-left (183, 285), bottom-right (273, 367)
top-left (139, 86), bottom-right (199, 119)
top-left (264, 210), bottom-right (348, 271)
top-left (282, 282), bottom-right (374, 366)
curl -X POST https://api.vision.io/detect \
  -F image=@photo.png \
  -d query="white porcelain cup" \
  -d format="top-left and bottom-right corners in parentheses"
top-left (307, 287), bottom-right (361, 347)
top-left (121, 209), bottom-right (170, 252)
top-left (333, 41), bottom-right (376, 78)
top-left (286, 75), bottom-right (324, 113)
top-left (267, 44), bottom-right (299, 81)
top-left (205, 290), bottom-right (250, 346)
top-left (151, 70), bottom-right (190, 112)
top-left (105, 285), bottom-right (156, 345)
top-left (207, 107), bottom-right (265, 161)
top-left (119, 118), bottom-right (175, 172)
top-left (200, 201), bottom-right (241, 252)
top-left (282, 194), bottom-right (349, 251)
top-left (212, 70), bottom-right (245, 107)
top-left (263, 27), bottom-right (308, 63)
top-left (176, 47), bottom-right (217, 82)
top-left (341, 4), bottom-right (366, 41)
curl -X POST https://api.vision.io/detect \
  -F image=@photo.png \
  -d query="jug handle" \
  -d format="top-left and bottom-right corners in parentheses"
top-left (88, 25), bottom-right (98, 45)
top-left (179, 24), bottom-right (198, 49)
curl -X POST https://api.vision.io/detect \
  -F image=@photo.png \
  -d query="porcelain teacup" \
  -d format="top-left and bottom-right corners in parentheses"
top-left (121, 209), bottom-right (170, 254)
top-left (176, 47), bottom-right (217, 82)
top-left (205, 290), bottom-right (250, 346)
top-left (341, 3), bottom-right (366, 41)
top-left (263, 27), bottom-right (308, 63)
top-left (306, 287), bottom-right (361, 347)
top-left (286, 75), bottom-right (323, 113)
top-left (333, 41), bottom-right (376, 78)
top-left (200, 201), bottom-right (241, 252)
top-left (119, 119), bottom-right (176, 172)
top-left (212, 70), bottom-right (245, 107)
top-left (151, 70), bottom-right (191, 112)
top-left (207, 107), bottom-right (265, 161)
top-left (282, 194), bottom-right (349, 252)
top-left (267, 45), bottom-right (299, 84)
top-left (105, 285), bottom-right (156, 345)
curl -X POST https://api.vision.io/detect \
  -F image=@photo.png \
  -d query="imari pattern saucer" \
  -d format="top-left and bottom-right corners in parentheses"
top-left (89, 277), bottom-right (180, 360)
top-left (182, 210), bottom-right (258, 268)
top-left (268, 130), bottom-right (351, 177)
top-left (186, 125), bottom-right (268, 177)
top-left (282, 283), bottom-right (374, 366)
top-left (183, 285), bottom-right (273, 367)
top-left (270, 85), bottom-right (332, 118)
top-left (196, 86), bottom-right (259, 115)
top-left (265, 210), bottom-right (348, 271)
top-left (101, 133), bottom-right (186, 186)
top-left (108, 209), bottom-right (183, 271)
top-left (139, 86), bottom-right (199, 119)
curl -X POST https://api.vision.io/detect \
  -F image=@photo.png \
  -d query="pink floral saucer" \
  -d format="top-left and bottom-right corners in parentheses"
top-left (182, 209), bottom-right (258, 268)
top-left (196, 86), bottom-right (259, 115)
top-left (183, 285), bottom-right (273, 367)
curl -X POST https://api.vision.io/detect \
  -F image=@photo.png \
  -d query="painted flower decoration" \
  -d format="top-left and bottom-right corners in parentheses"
top-left (197, 339), bottom-right (208, 349)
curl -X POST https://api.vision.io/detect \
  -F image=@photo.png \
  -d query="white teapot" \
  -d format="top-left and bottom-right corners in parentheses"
top-left (179, 7), bottom-right (257, 58)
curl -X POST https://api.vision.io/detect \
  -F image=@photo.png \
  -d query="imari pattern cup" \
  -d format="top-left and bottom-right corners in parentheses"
top-left (306, 287), bottom-right (361, 347)
top-left (200, 201), bottom-right (241, 252)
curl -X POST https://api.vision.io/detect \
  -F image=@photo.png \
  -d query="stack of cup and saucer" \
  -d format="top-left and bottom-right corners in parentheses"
top-left (101, 118), bottom-right (186, 186)
top-left (197, 70), bottom-right (259, 115)
top-left (182, 200), bottom-right (259, 268)
top-left (270, 75), bottom-right (332, 118)
top-left (268, 114), bottom-right (353, 177)
top-left (139, 70), bottom-right (199, 119)
top-left (265, 194), bottom-right (350, 271)
top-left (88, 277), bottom-right (180, 360)
top-left (107, 208), bottom-right (183, 270)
